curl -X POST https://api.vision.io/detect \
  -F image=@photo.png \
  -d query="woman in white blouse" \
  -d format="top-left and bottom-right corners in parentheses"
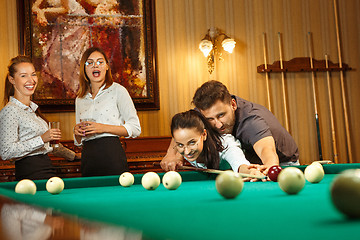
top-left (0, 56), bottom-right (62, 180)
top-left (73, 47), bottom-right (141, 177)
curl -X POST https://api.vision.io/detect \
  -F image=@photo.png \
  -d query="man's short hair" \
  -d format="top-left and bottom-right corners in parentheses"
top-left (192, 80), bottom-right (232, 110)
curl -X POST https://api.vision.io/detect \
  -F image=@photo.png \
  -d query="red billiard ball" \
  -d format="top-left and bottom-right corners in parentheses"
top-left (268, 165), bottom-right (282, 182)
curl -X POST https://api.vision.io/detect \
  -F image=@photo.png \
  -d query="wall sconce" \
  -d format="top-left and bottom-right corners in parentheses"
top-left (199, 28), bottom-right (236, 74)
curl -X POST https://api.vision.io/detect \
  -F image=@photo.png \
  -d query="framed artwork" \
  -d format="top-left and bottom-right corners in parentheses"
top-left (17, 0), bottom-right (159, 111)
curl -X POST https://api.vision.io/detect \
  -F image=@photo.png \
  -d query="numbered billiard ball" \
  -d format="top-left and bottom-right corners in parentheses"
top-left (278, 167), bottom-right (305, 194)
top-left (46, 177), bottom-right (64, 194)
top-left (268, 165), bottom-right (282, 182)
top-left (304, 163), bottom-right (324, 183)
top-left (141, 172), bottom-right (160, 190)
top-left (162, 171), bottom-right (182, 190)
top-left (215, 171), bottom-right (244, 199)
top-left (119, 172), bottom-right (134, 187)
top-left (331, 169), bottom-right (360, 218)
top-left (15, 179), bottom-right (37, 195)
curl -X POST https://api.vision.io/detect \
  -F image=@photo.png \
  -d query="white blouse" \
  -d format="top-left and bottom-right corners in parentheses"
top-left (75, 82), bottom-right (141, 145)
top-left (187, 134), bottom-right (250, 172)
top-left (0, 97), bottom-right (51, 161)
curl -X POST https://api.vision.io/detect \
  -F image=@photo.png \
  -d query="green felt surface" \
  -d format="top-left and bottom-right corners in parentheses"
top-left (1, 164), bottom-right (360, 240)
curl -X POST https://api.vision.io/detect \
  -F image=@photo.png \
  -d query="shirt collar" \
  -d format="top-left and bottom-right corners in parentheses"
top-left (10, 96), bottom-right (38, 113)
top-left (86, 83), bottom-right (109, 98)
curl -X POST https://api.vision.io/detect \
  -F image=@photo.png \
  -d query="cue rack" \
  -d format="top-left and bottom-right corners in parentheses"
top-left (257, 31), bottom-right (353, 164)
top-left (256, 0), bottom-right (354, 165)
top-left (257, 0), bottom-right (353, 163)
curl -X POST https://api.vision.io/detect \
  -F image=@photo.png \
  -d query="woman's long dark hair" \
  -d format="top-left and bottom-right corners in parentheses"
top-left (171, 110), bottom-right (224, 169)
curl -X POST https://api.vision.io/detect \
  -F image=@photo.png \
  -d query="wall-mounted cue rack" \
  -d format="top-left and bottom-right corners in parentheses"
top-left (257, 57), bottom-right (352, 73)
top-left (257, 53), bottom-right (353, 165)
top-left (257, 0), bottom-right (354, 165)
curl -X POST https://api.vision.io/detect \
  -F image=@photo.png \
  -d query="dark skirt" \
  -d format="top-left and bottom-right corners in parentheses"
top-left (81, 136), bottom-right (128, 177)
top-left (15, 154), bottom-right (56, 181)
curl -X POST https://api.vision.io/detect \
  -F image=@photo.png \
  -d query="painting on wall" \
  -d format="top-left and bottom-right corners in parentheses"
top-left (17, 0), bottom-right (159, 111)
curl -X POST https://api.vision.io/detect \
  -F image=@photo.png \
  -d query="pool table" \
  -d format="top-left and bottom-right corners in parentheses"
top-left (0, 163), bottom-right (359, 240)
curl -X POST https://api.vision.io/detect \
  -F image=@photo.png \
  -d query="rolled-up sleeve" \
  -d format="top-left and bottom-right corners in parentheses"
top-left (220, 134), bottom-right (250, 172)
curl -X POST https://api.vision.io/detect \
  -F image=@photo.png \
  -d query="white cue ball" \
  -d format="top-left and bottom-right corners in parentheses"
top-left (162, 171), bottom-right (182, 190)
top-left (46, 177), bottom-right (64, 194)
top-left (311, 162), bottom-right (324, 169)
top-left (304, 163), bottom-right (325, 183)
top-left (15, 179), bottom-right (37, 195)
top-left (141, 172), bottom-right (160, 190)
top-left (278, 167), bottom-right (305, 194)
top-left (119, 172), bottom-right (134, 187)
top-left (215, 171), bottom-right (244, 199)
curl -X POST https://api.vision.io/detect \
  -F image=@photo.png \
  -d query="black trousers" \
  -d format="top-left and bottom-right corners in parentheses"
top-left (15, 154), bottom-right (56, 181)
top-left (81, 136), bottom-right (128, 177)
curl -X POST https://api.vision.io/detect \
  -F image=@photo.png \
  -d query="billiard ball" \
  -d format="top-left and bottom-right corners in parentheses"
top-left (15, 179), bottom-right (37, 195)
top-left (267, 165), bottom-right (282, 182)
top-left (141, 172), bottom-right (160, 190)
top-left (119, 172), bottom-right (134, 187)
top-left (311, 161), bottom-right (323, 169)
top-left (46, 177), bottom-right (64, 194)
top-left (162, 171), bottom-right (182, 190)
top-left (278, 167), bottom-right (305, 194)
top-left (215, 171), bottom-right (244, 199)
top-left (330, 169), bottom-right (360, 218)
top-left (304, 163), bottom-right (324, 183)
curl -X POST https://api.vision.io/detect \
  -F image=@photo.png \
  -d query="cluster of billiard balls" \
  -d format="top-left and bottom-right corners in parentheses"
top-left (15, 177), bottom-right (65, 195)
top-left (119, 171), bottom-right (182, 190)
top-left (216, 163), bottom-right (360, 219)
top-left (14, 171), bottom-right (183, 195)
top-left (215, 162), bottom-right (326, 199)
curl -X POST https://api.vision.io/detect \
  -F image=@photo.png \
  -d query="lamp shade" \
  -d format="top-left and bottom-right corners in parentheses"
top-left (199, 39), bottom-right (213, 57)
top-left (222, 38), bottom-right (236, 53)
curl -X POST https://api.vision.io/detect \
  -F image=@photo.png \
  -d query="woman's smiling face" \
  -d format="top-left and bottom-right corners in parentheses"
top-left (85, 51), bottom-right (109, 84)
top-left (172, 128), bottom-right (207, 162)
top-left (9, 62), bottom-right (38, 100)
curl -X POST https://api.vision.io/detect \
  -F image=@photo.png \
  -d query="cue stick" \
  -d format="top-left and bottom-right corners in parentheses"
top-left (325, 54), bottom-right (339, 163)
top-left (152, 162), bottom-right (266, 180)
top-left (277, 32), bottom-right (290, 132)
top-left (307, 32), bottom-right (323, 161)
top-left (333, 0), bottom-right (353, 163)
top-left (263, 33), bottom-right (272, 111)
top-left (314, 160), bottom-right (333, 165)
top-left (177, 166), bottom-right (267, 180)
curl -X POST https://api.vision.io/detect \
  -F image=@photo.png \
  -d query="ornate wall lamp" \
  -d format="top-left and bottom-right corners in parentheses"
top-left (199, 28), bottom-right (236, 74)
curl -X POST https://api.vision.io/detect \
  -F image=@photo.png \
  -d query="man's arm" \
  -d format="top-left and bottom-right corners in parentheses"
top-left (253, 136), bottom-right (279, 168)
top-left (160, 138), bottom-right (184, 171)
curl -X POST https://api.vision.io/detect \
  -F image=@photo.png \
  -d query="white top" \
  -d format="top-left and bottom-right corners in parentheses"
top-left (187, 134), bottom-right (250, 172)
top-left (0, 97), bottom-right (51, 161)
top-left (75, 82), bottom-right (141, 145)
